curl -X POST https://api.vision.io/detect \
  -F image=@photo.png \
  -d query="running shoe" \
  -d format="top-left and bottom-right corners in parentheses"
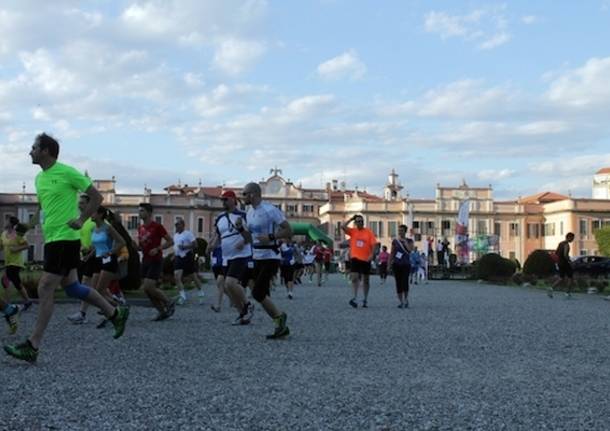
top-left (242, 302), bottom-right (255, 323)
top-left (111, 306), bottom-right (129, 339)
top-left (67, 311), bottom-right (87, 324)
top-left (349, 299), bottom-right (358, 309)
top-left (288, 292), bottom-right (293, 300)
top-left (22, 301), bottom-right (33, 311)
top-left (166, 299), bottom-right (177, 317)
top-left (546, 287), bottom-right (554, 298)
top-left (210, 305), bottom-right (221, 313)
top-left (397, 303), bottom-right (403, 309)
top-left (404, 299), bottom-right (409, 309)
top-left (362, 300), bottom-right (368, 308)
top-left (231, 315), bottom-right (251, 326)
top-left (96, 318), bottom-right (108, 329)
top-left (266, 312), bottom-right (289, 339)
top-left (152, 311), bottom-right (167, 321)
top-left (4, 305), bottom-right (19, 334)
top-left (4, 339), bottom-right (38, 363)
top-left (197, 289), bottom-right (205, 305)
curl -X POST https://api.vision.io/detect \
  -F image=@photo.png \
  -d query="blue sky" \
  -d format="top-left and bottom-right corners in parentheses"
top-left (1, 0), bottom-right (610, 199)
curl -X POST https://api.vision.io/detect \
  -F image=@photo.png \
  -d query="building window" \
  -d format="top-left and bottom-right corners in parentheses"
top-left (369, 221), bottom-right (380, 237)
top-left (286, 204), bottom-right (298, 214)
top-left (579, 219), bottom-right (588, 236)
top-left (592, 219), bottom-right (601, 231)
top-left (388, 221), bottom-right (398, 238)
top-left (302, 204), bottom-right (314, 213)
top-left (560, 221), bottom-right (564, 236)
top-left (494, 222), bottom-right (501, 237)
top-left (413, 221), bottom-right (420, 230)
top-left (543, 223), bottom-right (556, 236)
top-left (441, 220), bottom-right (451, 231)
top-left (197, 217), bottom-right (204, 234)
top-left (477, 220), bottom-right (487, 235)
top-left (378, 221), bottom-right (384, 238)
top-left (580, 249), bottom-right (588, 256)
top-left (127, 215), bottom-right (139, 230)
top-left (527, 223), bottom-right (540, 239)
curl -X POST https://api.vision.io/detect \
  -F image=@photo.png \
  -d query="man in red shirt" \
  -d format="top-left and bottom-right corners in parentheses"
top-left (311, 240), bottom-right (325, 286)
top-left (136, 203), bottom-right (175, 320)
top-left (341, 214), bottom-right (377, 308)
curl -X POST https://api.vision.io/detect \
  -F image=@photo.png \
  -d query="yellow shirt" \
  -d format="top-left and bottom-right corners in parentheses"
top-left (1, 231), bottom-right (27, 268)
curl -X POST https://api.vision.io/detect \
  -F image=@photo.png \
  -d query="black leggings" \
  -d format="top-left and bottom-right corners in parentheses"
top-left (379, 262), bottom-right (388, 279)
top-left (4, 266), bottom-right (22, 289)
top-left (393, 265), bottom-right (410, 294)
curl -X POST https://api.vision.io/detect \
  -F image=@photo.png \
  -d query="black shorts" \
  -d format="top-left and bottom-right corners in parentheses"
top-left (4, 266), bottom-right (22, 289)
top-left (324, 261), bottom-right (331, 271)
top-left (174, 253), bottom-right (195, 276)
top-left (280, 265), bottom-right (295, 283)
top-left (294, 263), bottom-right (304, 270)
top-left (212, 265), bottom-right (227, 280)
top-left (250, 259), bottom-right (280, 302)
top-left (350, 258), bottom-right (370, 276)
top-left (44, 240), bottom-right (81, 276)
top-left (80, 257), bottom-right (96, 278)
top-left (558, 261), bottom-right (573, 279)
top-left (141, 259), bottom-right (163, 281)
top-left (225, 257), bottom-right (252, 287)
top-left (92, 255), bottom-right (119, 274)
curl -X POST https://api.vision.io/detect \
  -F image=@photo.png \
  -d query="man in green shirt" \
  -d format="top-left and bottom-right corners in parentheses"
top-left (4, 133), bottom-right (129, 363)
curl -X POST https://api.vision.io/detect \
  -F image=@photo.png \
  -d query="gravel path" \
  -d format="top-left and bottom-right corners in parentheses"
top-left (2, 275), bottom-right (610, 430)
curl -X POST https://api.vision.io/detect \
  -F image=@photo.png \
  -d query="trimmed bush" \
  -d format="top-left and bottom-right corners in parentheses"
top-left (594, 227), bottom-right (610, 257)
top-left (576, 278), bottom-right (589, 291)
top-left (523, 250), bottom-right (556, 278)
top-left (476, 253), bottom-right (517, 281)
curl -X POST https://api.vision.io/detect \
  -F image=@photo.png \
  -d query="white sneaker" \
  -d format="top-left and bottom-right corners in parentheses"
top-left (67, 312), bottom-right (87, 324)
top-left (288, 292), bottom-right (293, 300)
top-left (197, 289), bottom-right (205, 305)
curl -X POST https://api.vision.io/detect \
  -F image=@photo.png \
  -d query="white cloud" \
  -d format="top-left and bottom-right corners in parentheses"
top-left (521, 15), bottom-right (538, 24)
top-left (424, 7), bottom-right (511, 50)
top-left (478, 169), bottom-right (515, 181)
top-left (212, 38), bottom-right (267, 75)
top-left (317, 50), bottom-right (367, 81)
top-left (547, 57), bottom-right (610, 109)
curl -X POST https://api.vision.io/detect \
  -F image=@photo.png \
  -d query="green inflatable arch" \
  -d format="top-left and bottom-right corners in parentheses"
top-left (289, 222), bottom-right (333, 246)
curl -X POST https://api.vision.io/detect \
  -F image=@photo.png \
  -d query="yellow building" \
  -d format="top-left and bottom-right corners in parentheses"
top-left (2, 168), bottom-right (610, 263)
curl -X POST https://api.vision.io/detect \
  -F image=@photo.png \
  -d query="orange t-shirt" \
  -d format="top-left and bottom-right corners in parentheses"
top-left (345, 227), bottom-right (377, 262)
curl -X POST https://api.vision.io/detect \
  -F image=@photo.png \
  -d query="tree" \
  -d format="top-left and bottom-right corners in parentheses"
top-left (594, 227), bottom-right (610, 257)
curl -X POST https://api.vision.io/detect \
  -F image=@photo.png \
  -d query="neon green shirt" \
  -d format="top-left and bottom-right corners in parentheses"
top-left (80, 219), bottom-right (96, 249)
top-left (1, 231), bottom-right (27, 268)
top-left (35, 162), bottom-right (92, 244)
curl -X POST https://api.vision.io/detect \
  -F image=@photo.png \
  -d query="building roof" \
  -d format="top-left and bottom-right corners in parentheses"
top-left (518, 191), bottom-right (569, 204)
top-left (596, 167), bottom-right (610, 175)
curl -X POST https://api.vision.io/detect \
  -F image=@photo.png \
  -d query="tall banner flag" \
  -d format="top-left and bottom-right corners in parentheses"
top-left (406, 202), bottom-right (414, 239)
top-left (455, 199), bottom-right (470, 264)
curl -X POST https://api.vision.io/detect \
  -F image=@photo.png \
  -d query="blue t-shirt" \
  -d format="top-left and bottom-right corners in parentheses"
top-left (280, 244), bottom-right (295, 267)
top-left (91, 224), bottom-right (113, 257)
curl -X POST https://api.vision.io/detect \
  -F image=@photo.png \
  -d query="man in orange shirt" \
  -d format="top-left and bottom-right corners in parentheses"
top-left (341, 214), bottom-right (378, 308)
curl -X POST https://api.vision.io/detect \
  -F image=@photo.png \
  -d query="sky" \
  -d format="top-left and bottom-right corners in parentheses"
top-left (1, 0), bottom-right (610, 199)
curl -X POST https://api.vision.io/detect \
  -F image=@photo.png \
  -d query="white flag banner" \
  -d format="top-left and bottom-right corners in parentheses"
top-left (455, 199), bottom-right (470, 264)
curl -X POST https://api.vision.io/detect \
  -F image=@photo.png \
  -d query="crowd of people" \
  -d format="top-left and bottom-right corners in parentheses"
top-left (1, 133), bottom-right (582, 364)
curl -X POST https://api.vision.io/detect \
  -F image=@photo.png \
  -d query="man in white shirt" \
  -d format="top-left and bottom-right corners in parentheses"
top-left (173, 219), bottom-right (205, 304)
top-left (207, 190), bottom-right (254, 325)
top-left (242, 182), bottom-right (292, 339)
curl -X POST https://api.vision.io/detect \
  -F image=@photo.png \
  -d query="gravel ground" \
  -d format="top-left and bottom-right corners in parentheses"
top-left (2, 274), bottom-right (610, 430)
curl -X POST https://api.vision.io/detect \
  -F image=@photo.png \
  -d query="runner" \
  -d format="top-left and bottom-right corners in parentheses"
top-left (322, 244), bottom-right (333, 284)
top-left (377, 245), bottom-right (389, 286)
top-left (1, 219), bottom-right (33, 309)
top-left (207, 190), bottom-right (254, 325)
top-left (303, 247), bottom-right (315, 283)
top-left (341, 214), bottom-right (377, 308)
top-left (4, 133), bottom-right (129, 363)
top-left (135, 203), bottom-right (175, 320)
top-left (280, 240), bottom-right (297, 299)
top-left (410, 247), bottom-right (421, 285)
top-left (311, 241), bottom-right (325, 286)
top-left (388, 225), bottom-right (413, 308)
top-left (210, 245), bottom-right (226, 312)
top-left (548, 232), bottom-right (576, 299)
top-left (242, 182), bottom-right (291, 339)
top-left (173, 218), bottom-right (205, 305)
top-left (67, 194), bottom-right (98, 324)
top-left (293, 242), bottom-right (305, 285)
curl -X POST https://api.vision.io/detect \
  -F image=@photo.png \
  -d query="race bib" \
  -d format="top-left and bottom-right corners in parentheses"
top-left (395, 252), bottom-right (403, 259)
top-left (247, 260), bottom-right (254, 269)
top-left (356, 240), bottom-right (365, 248)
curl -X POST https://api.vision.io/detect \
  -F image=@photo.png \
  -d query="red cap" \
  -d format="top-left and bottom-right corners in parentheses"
top-left (221, 190), bottom-right (237, 199)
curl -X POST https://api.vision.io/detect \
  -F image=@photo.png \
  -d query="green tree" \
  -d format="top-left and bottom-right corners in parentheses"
top-left (594, 227), bottom-right (610, 257)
